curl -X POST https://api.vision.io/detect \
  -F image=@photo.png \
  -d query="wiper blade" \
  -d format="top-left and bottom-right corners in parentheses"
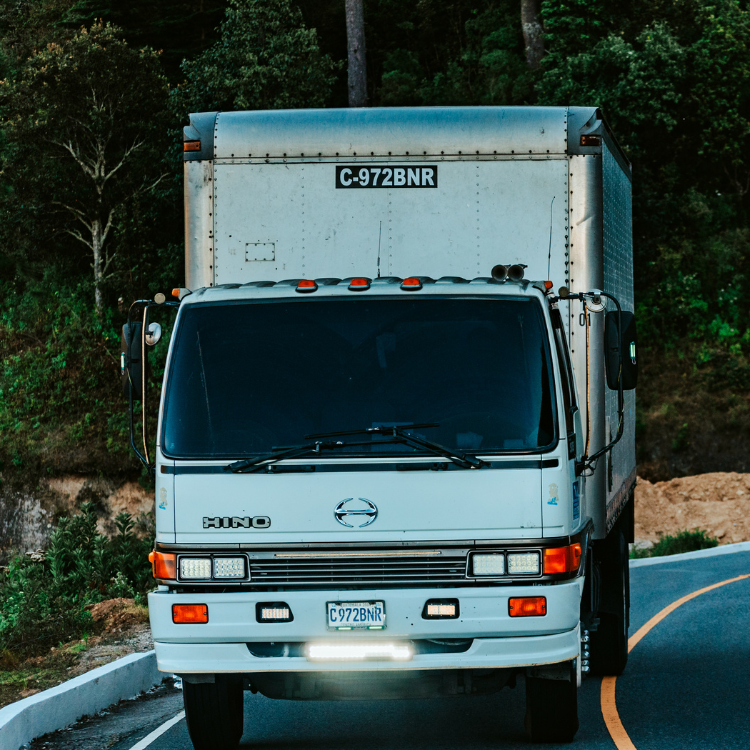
top-left (225, 440), bottom-right (372, 474)
top-left (305, 424), bottom-right (485, 470)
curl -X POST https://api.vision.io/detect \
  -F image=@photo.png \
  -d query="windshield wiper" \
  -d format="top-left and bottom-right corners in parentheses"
top-left (225, 440), bottom-right (374, 474)
top-left (305, 424), bottom-right (485, 470)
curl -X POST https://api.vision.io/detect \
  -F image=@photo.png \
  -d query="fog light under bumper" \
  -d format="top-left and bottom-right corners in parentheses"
top-left (256, 602), bottom-right (293, 622)
top-left (422, 599), bottom-right (459, 619)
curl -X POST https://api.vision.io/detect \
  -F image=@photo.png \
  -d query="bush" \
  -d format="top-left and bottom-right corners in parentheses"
top-left (0, 502), bottom-right (153, 658)
top-left (630, 528), bottom-right (719, 559)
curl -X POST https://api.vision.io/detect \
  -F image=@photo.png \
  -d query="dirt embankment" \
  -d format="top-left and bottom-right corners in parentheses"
top-left (635, 472), bottom-right (750, 546)
top-left (0, 476), bottom-right (153, 561)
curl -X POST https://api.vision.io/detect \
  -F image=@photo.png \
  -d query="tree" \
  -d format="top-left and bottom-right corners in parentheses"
top-left (345, 0), bottom-right (367, 106)
top-left (0, 20), bottom-right (171, 311)
top-left (521, 0), bottom-right (543, 69)
top-left (173, 0), bottom-right (339, 114)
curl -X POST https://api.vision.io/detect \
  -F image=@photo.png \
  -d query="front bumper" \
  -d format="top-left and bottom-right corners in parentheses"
top-left (149, 579), bottom-right (583, 674)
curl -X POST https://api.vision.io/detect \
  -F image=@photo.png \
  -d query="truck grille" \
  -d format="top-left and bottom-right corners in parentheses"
top-left (249, 550), bottom-right (468, 587)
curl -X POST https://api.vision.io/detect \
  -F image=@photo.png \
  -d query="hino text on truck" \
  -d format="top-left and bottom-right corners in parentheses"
top-left (121, 106), bottom-right (637, 747)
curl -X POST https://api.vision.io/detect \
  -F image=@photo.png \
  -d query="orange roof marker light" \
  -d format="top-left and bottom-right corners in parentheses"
top-left (296, 279), bottom-right (318, 294)
top-left (401, 277), bottom-right (423, 291)
top-left (543, 543), bottom-right (582, 575)
top-left (509, 597), bottom-right (547, 617)
top-left (348, 277), bottom-right (371, 291)
top-left (184, 140), bottom-right (201, 152)
top-left (173, 604), bottom-right (208, 624)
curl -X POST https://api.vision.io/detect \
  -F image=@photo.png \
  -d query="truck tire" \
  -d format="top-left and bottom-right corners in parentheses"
top-left (589, 523), bottom-right (629, 676)
top-left (183, 677), bottom-right (244, 750)
top-left (524, 673), bottom-right (579, 743)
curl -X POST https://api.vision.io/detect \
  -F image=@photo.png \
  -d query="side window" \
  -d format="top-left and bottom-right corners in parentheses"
top-left (550, 309), bottom-right (577, 434)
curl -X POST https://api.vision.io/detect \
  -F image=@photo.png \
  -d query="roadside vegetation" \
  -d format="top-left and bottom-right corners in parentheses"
top-left (0, 503), bottom-right (153, 661)
top-left (630, 529), bottom-right (720, 559)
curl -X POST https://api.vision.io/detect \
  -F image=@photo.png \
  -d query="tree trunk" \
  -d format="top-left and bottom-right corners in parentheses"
top-left (345, 0), bottom-right (368, 107)
top-left (92, 218), bottom-right (104, 313)
top-left (521, 0), bottom-right (544, 70)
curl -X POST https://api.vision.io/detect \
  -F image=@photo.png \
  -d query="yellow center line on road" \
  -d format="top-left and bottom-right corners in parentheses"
top-left (600, 573), bottom-right (750, 750)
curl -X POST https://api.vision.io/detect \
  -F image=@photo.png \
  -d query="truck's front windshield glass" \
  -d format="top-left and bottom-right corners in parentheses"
top-left (162, 297), bottom-right (557, 458)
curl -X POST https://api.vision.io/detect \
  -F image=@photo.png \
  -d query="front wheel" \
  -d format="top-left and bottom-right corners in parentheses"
top-left (183, 676), bottom-right (244, 750)
top-left (525, 672), bottom-right (579, 743)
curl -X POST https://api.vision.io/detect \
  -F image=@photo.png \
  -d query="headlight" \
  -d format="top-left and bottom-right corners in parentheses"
top-left (472, 553), bottom-right (505, 576)
top-left (213, 557), bottom-right (245, 579)
top-left (506, 551), bottom-right (541, 575)
top-left (179, 557), bottom-right (212, 579)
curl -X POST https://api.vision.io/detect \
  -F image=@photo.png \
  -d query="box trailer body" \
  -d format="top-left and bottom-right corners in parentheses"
top-left (131, 106), bottom-right (636, 747)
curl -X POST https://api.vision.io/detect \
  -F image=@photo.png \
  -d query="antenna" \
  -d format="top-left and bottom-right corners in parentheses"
top-left (547, 196), bottom-right (555, 280)
top-left (377, 220), bottom-right (382, 278)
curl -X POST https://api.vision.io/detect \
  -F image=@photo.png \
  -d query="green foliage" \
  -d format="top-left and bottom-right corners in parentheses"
top-left (63, 0), bottom-right (226, 83)
top-left (0, 20), bottom-right (173, 310)
top-left (173, 0), bottom-right (339, 113)
top-left (538, 1), bottom-right (750, 388)
top-left (375, 1), bottom-right (534, 106)
top-left (0, 276), bottom-right (173, 477)
top-left (630, 528), bottom-right (719, 558)
top-left (0, 502), bottom-right (153, 657)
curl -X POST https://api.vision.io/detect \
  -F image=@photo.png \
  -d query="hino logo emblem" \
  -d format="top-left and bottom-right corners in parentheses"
top-left (334, 498), bottom-right (378, 528)
top-left (203, 516), bottom-right (271, 529)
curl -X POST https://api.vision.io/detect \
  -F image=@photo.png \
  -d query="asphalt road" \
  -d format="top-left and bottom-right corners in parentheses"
top-left (31, 549), bottom-right (750, 750)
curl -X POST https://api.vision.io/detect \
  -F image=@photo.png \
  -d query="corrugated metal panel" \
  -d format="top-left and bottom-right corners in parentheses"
top-left (602, 142), bottom-right (636, 518)
top-left (213, 107), bottom-right (573, 159)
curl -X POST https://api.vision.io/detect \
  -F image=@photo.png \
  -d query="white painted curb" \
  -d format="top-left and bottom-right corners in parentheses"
top-left (630, 540), bottom-right (750, 568)
top-left (0, 650), bottom-right (162, 750)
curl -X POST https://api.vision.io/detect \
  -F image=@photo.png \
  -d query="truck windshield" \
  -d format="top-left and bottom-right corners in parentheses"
top-left (162, 297), bottom-right (557, 459)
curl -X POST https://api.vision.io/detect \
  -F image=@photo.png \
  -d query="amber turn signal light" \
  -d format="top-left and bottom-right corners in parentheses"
top-left (173, 604), bottom-right (208, 624)
top-left (184, 140), bottom-right (201, 152)
top-left (401, 277), bottom-right (422, 290)
top-left (150, 550), bottom-right (176, 580)
top-left (509, 596), bottom-right (547, 617)
top-left (543, 543), bottom-right (582, 575)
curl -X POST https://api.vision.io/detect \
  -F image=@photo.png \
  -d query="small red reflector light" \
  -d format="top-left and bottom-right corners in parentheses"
top-left (509, 597), bottom-right (546, 617)
top-left (401, 277), bottom-right (422, 290)
top-left (184, 140), bottom-right (201, 152)
top-left (543, 543), bottom-right (582, 575)
top-left (151, 551), bottom-right (176, 580)
top-left (173, 604), bottom-right (208, 624)
top-left (348, 277), bottom-right (371, 291)
top-left (296, 279), bottom-right (318, 293)
top-left (580, 135), bottom-right (601, 147)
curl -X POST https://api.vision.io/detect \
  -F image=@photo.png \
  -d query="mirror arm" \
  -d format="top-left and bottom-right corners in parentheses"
top-left (125, 299), bottom-right (180, 476)
top-left (550, 291), bottom-right (625, 476)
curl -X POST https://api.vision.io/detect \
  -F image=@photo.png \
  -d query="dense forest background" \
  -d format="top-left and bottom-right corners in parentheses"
top-left (2, 0), bottom-right (750, 486)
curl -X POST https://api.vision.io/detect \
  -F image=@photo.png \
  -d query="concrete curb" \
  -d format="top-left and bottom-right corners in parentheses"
top-left (630, 540), bottom-right (750, 568)
top-left (0, 650), bottom-right (162, 750)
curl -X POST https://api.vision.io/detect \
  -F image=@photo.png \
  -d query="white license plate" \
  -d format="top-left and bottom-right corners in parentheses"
top-left (327, 601), bottom-right (386, 629)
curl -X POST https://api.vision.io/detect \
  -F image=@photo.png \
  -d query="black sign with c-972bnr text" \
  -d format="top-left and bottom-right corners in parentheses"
top-left (336, 165), bottom-right (438, 189)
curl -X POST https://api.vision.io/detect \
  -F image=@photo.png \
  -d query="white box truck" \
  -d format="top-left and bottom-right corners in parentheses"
top-left (122, 106), bottom-right (637, 747)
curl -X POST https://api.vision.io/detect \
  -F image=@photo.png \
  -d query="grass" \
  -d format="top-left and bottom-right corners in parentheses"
top-left (0, 646), bottom-right (80, 708)
top-left (630, 528), bottom-right (719, 559)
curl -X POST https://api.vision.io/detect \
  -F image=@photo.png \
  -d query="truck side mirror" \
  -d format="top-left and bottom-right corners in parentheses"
top-left (121, 322), bottom-right (143, 399)
top-left (605, 311), bottom-right (637, 391)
